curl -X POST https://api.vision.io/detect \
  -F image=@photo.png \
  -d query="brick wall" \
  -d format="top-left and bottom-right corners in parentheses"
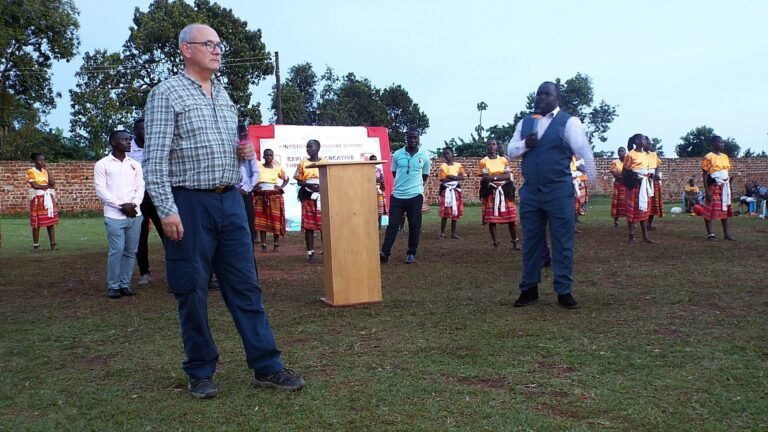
top-left (2, 158), bottom-right (767, 214)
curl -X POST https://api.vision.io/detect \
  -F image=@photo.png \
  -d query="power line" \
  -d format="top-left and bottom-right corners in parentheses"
top-left (2, 55), bottom-right (274, 74)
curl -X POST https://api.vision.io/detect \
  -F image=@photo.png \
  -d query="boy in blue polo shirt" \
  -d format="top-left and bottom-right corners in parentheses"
top-left (380, 128), bottom-right (431, 264)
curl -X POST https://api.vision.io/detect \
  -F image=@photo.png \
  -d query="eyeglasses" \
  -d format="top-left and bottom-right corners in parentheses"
top-left (185, 40), bottom-right (226, 53)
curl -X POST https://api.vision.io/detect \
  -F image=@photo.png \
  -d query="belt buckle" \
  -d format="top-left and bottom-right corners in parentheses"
top-left (213, 185), bottom-right (228, 193)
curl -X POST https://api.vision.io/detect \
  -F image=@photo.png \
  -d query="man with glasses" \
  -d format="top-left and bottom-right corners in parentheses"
top-left (380, 127), bottom-right (431, 264)
top-left (144, 23), bottom-right (304, 399)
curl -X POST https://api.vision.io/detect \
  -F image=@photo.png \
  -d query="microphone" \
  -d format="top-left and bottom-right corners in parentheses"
top-left (530, 110), bottom-right (542, 137)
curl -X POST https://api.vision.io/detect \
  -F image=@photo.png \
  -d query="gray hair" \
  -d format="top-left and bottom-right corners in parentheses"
top-left (178, 23), bottom-right (205, 47)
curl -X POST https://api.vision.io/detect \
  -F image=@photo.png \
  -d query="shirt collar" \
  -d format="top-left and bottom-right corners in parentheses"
top-left (180, 71), bottom-right (221, 90)
top-left (545, 107), bottom-right (560, 118)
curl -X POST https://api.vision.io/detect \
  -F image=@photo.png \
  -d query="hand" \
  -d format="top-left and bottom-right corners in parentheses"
top-left (274, 185), bottom-right (283, 191)
top-left (524, 133), bottom-right (538, 149)
top-left (162, 214), bottom-right (184, 241)
top-left (120, 203), bottom-right (137, 217)
top-left (311, 184), bottom-right (320, 193)
top-left (239, 188), bottom-right (248, 196)
top-left (237, 143), bottom-right (255, 160)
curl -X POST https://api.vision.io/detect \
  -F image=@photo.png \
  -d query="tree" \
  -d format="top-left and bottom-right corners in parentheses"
top-left (676, 125), bottom-right (740, 158)
top-left (0, 0), bottom-right (80, 158)
top-left (271, 63), bottom-right (429, 151)
top-left (69, 0), bottom-right (273, 155)
top-left (651, 137), bottom-right (664, 157)
top-left (442, 133), bottom-right (487, 157)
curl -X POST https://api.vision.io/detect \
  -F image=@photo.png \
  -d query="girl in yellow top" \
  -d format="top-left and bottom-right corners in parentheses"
top-left (26, 153), bottom-right (59, 251)
top-left (436, 147), bottom-right (467, 239)
top-left (684, 178), bottom-right (699, 213)
top-left (622, 134), bottom-right (654, 243)
top-left (645, 136), bottom-right (664, 230)
top-left (700, 135), bottom-right (735, 240)
top-left (609, 146), bottom-right (627, 226)
top-left (479, 139), bottom-right (519, 250)
top-left (293, 139), bottom-right (325, 262)
top-left (254, 149), bottom-right (289, 252)
top-left (571, 156), bottom-right (588, 221)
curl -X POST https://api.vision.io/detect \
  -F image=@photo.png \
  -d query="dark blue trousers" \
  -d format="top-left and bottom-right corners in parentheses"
top-left (518, 183), bottom-right (575, 295)
top-left (165, 188), bottom-right (283, 379)
top-left (381, 194), bottom-right (423, 257)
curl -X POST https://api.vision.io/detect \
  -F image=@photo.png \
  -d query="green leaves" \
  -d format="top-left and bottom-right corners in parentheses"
top-left (676, 126), bottom-right (740, 158)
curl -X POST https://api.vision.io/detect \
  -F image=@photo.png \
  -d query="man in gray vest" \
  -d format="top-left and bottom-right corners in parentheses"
top-left (507, 82), bottom-right (595, 309)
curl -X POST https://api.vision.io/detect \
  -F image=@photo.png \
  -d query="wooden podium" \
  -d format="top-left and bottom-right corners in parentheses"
top-left (308, 160), bottom-right (384, 306)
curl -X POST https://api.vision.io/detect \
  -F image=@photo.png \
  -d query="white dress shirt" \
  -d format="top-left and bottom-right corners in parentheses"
top-left (127, 139), bottom-right (144, 164)
top-left (506, 107), bottom-right (597, 181)
top-left (94, 154), bottom-right (145, 219)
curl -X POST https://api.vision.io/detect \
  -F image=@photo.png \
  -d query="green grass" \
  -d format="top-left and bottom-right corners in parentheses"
top-left (1, 196), bottom-right (767, 431)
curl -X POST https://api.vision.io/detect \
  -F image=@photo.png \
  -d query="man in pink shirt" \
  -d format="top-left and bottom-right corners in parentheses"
top-left (94, 130), bottom-right (145, 299)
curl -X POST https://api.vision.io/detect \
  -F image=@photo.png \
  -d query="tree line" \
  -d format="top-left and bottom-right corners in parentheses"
top-left (1, 0), bottom-right (763, 160)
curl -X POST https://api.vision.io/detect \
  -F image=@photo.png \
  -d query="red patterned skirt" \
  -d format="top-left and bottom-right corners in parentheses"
top-left (29, 193), bottom-right (59, 228)
top-left (650, 181), bottom-right (664, 217)
top-left (700, 183), bottom-right (733, 221)
top-left (254, 191), bottom-right (286, 236)
top-left (481, 195), bottom-right (517, 224)
top-left (376, 190), bottom-right (387, 216)
top-left (611, 182), bottom-right (626, 219)
top-left (439, 189), bottom-right (464, 220)
top-left (301, 198), bottom-right (322, 231)
top-left (575, 184), bottom-right (588, 215)
top-left (624, 186), bottom-right (649, 222)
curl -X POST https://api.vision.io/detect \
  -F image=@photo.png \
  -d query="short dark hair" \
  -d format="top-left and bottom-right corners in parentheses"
top-left (711, 134), bottom-right (723, 144)
top-left (30, 152), bottom-right (43, 161)
top-left (109, 129), bottom-right (129, 144)
top-left (540, 81), bottom-right (561, 98)
top-left (307, 139), bottom-right (321, 148)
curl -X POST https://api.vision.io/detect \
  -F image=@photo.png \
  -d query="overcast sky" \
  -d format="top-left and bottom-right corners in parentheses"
top-left (48, 0), bottom-right (768, 155)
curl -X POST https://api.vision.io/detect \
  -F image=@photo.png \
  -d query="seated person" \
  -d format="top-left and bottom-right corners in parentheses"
top-left (739, 180), bottom-right (759, 215)
top-left (684, 178), bottom-right (699, 213)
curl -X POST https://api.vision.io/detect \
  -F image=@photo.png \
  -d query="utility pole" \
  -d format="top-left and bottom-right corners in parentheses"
top-left (275, 51), bottom-right (283, 125)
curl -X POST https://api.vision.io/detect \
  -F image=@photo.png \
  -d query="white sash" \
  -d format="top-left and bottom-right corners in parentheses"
top-left (572, 171), bottom-right (582, 197)
top-left (489, 181), bottom-right (508, 217)
top-left (442, 181), bottom-right (460, 216)
top-left (632, 168), bottom-right (652, 211)
top-left (305, 178), bottom-right (321, 211)
top-left (710, 170), bottom-right (731, 211)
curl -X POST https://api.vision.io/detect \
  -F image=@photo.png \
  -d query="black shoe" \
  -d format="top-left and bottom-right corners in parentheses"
top-left (252, 367), bottom-right (305, 391)
top-left (107, 289), bottom-right (121, 299)
top-left (541, 258), bottom-right (552, 268)
top-left (514, 286), bottom-right (539, 307)
top-left (404, 254), bottom-right (416, 264)
top-left (557, 294), bottom-right (579, 309)
top-left (380, 252), bottom-right (389, 263)
top-left (188, 376), bottom-right (218, 399)
top-left (119, 288), bottom-right (135, 297)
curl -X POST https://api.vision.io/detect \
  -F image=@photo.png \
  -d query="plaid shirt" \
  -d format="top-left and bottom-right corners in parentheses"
top-left (143, 72), bottom-right (241, 218)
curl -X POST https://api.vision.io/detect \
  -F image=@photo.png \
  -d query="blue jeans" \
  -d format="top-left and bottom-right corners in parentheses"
top-left (104, 215), bottom-right (143, 291)
top-left (165, 187), bottom-right (282, 379)
top-left (518, 183), bottom-right (575, 295)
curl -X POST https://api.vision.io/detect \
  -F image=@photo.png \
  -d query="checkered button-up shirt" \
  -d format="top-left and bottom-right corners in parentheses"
top-left (144, 72), bottom-right (241, 218)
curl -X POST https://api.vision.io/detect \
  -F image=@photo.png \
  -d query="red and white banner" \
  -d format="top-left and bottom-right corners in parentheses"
top-left (248, 125), bottom-right (392, 231)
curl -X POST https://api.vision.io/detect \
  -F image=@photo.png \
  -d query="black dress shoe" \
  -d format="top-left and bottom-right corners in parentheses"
top-left (107, 289), bottom-right (121, 299)
top-left (119, 288), bottom-right (135, 297)
top-left (379, 252), bottom-right (389, 263)
top-left (557, 294), bottom-right (579, 309)
top-left (514, 286), bottom-right (539, 307)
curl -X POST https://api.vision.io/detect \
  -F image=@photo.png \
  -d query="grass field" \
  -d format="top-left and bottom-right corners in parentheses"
top-left (1, 197), bottom-right (767, 431)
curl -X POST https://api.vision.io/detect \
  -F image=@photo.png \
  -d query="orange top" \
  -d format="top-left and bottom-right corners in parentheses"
top-left (647, 152), bottom-right (661, 169)
top-left (438, 162), bottom-right (467, 180)
top-left (478, 157), bottom-right (509, 176)
top-left (623, 150), bottom-right (650, 170)
top-left (26, 168), bottom-right (49, 186)
top-left (609, 159), bottom-right (623, 174)
top-left (701, 152), bottom-right (730, 174)
top-left (293, 158), bottom-right (326, 181)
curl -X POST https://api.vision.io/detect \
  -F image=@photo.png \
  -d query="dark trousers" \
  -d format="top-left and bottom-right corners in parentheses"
top-left (240, 190), bottom-right (256, 244)
top-left (164, 188), bottom-right (282, 378)
top-left (518, 183), bottom-right (575, 295)
top-left (137, 191), bottom-right (164, 275)
top-left (381, 194), bottom-right (423, 256)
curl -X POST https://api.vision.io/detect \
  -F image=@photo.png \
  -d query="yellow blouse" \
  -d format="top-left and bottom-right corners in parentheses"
top-left (571, 157), bottom-right (587, 181)
top-left (294, 158), bottom-right (326, 181)
top-left (623, 150), bottom-right (650, 170)
top-left (609, 159), bottom-right (623, 174)
top-left (26, 168), bottom-right (49, 186)
top-left (438, 163), bottom-right (467, 180)
top-left (684, 185), bottom-right (699, 194)
top-left (478, 157), bottom-right (509, 176)
top-left (701, 152), bottom-right (730, 174)
top-left (647, 152), bottom-right (661, 169)
top-left (257, 163), bottom-right (287, 185)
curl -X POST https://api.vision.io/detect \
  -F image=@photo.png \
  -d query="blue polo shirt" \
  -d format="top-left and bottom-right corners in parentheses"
top-left (391, 147), bottom-right (431, 199)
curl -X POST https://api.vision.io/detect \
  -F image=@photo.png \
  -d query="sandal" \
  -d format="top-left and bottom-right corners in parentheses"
top-left (32, 243), bottom-right (40, 252)
top-left (439, 233), bottom-right (446, 240)
top-left (492, 241), bottom-right (500, 251)
top-left (50, 242), bottom-right (57, 251)
top-left (511, 239), bottom-right (520, 250)
top-left (273, 244), bottom-right (280, 252)
top-left (260, 244), bottom-right (268, 252)
top-left (706, 234), bottom-right (716, 241)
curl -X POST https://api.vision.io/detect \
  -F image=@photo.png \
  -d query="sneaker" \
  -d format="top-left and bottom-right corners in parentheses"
top-left (514, 286), bottom-right (539, 307)
top-left (208, 276), bottom-right (219, 291)
top-left (557, 294), bottom-right (579, 309)
top-left (107, 289), bottom-right (121, 299)
top-left (119, 287), bottom-right (136, 297)
top-left (188, 376), bottom-right (218, 399)
top-left (137, 274), bottom-right (151, 285)
top-left (379, 252), bottom-right (389, 263)
top-left (404, 254), bottom-right (416, 264)
top-left (252, 368), bottom-right (305, 391)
